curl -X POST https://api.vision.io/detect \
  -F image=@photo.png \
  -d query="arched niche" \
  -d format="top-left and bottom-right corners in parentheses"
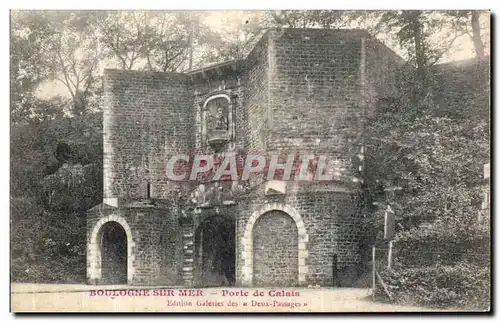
top-left (87, 215), bottom-right (135, 284)
top-left (240, 203), bottom-right (309, 286)
top-left (201, 93), bottom-right (235, 151)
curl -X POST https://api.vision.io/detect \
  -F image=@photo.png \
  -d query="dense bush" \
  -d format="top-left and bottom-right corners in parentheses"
top-left (364, 62), bottom-right (490, 310)
top-left (11, 196), bottom-right (88, 283)
top-left (10, 114), bottom-right (102, 283)
top-left (380, 262), bottom-right (490, 310)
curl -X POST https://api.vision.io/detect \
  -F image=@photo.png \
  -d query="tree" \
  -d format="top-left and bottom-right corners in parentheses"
top-left (470, 11), bottom-right (486, 59)
top-left (198, 11), bottom-right (265, 63)
top-left (146, 11), bottom-right (211, 72)
top-left (363, 64), bottom-right (490, 308)
top-left (444, 10), bottom-right (488, 60)
top-left (11, 11), bottom-right (104, 117)
top-left (370, 11), bottom-right (472, 103)
top-left (264, 10), bottom-right (359, 29)
top-left (10, 11), bottom-right (59, 123)
top-left (94, 11), bottom-right (218, 72)
top-left (94, 11), bottom-right (154, 71)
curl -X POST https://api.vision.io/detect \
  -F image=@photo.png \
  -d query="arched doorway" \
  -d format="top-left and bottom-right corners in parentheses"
top-left (99, 221), bottom-right (127, 284)
top-left (253, 210), bottom-right (299, 286)
top-left (194, 215), bottom-right (235, 287)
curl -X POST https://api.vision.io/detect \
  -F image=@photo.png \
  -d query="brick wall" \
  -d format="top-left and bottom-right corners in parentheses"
top-left (236, 184), bottom-right (362, 287)
top-left (87, 202), bottom-right (183, 286)
top-left (103, 69), bottom-right (193, 200)
top-left (263, 29), bottom-right (367, 185)
top-left (232, 29), bottom-right (374, 287)
top-left (244, 32), bottom-right (270, 154)
top-left (191, 68), bottom-right (245, 153)
top-left (253, 210), bottom-right (299, 286)
top-left (363, 37), bottom-right (405, 118)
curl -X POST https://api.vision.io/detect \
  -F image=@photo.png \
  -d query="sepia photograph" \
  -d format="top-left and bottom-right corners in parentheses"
top-left (9, 8), bottom-right (491, 313)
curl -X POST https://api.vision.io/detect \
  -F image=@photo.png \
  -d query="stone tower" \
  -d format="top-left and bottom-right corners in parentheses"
top-left (87, 28), bottom-right (404, 287)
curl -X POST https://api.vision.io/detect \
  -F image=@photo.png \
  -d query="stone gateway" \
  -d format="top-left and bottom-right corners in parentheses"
top-left (87, 28), bottom-right (403, 287)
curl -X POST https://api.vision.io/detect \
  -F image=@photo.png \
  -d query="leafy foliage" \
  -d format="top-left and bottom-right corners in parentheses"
top-left (11, 114), bottom-right (102, 283)
top-left (364, 61), bottom-right (490, 309)
top-left (11, 198), bottom-right (87, 283)
top-left (380, 262), bottom-right (490, 310)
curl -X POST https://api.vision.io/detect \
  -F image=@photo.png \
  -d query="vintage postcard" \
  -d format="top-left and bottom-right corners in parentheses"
top-left (10, 9), bottom-right (491, 313)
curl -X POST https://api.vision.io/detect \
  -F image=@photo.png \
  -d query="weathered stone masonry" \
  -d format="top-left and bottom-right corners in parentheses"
top-left (87, 28), bottom-right (403, 287)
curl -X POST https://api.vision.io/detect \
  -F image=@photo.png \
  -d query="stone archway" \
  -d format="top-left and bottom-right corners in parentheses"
top-left (194, 215), bottom-right (236, 287)
top-left (253, 210), bottom-right (298, 286)
top-left (241, 203), bottom-right (308, 286)
top-left (88, 215), bottom-right (135, 284)
top-left (100, 221), bottom-right (127, 284)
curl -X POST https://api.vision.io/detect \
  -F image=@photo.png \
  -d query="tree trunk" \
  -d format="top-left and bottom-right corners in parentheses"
top-left (411, 11), bottom-right (425, 71)
top-left (409, 11), bottom-right (426, 103)
top-left (471, 11), bottom-right (485, 60)
top-left (188, 22), bottom-right (194, 71)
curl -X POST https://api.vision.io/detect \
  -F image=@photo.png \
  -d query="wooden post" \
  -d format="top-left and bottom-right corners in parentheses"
top-left (372, 245), bottom-right (376, 301)
top-left (376, 271), bottom-right (394, 302)
top-left (388, 241), bottom-right (393, 269)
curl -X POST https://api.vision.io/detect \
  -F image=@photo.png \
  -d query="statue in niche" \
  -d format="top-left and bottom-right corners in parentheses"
top-left (207, 98), bottom-right (229, 131)
top-left (215, 106), bottom-right (228, 130)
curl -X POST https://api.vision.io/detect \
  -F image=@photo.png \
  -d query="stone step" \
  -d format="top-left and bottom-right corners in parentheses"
top-left (185, 249), bottom-right (193, 254)
top-left (184, 258), bottom-right (194, 263)
top-left (183, 245), bottom-right (193, 250)
top-left (182, 267), bottom-right (194, 272)
top-left (184, 241), bottom-right (193, 246)
top-left (183, 233), bottom-right (194, 238)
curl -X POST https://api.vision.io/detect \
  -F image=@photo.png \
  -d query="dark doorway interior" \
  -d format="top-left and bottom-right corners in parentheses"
top-left (195, 215), bottom-right (235, 287)
top-left (100, 221), bottom-right (127, 285)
